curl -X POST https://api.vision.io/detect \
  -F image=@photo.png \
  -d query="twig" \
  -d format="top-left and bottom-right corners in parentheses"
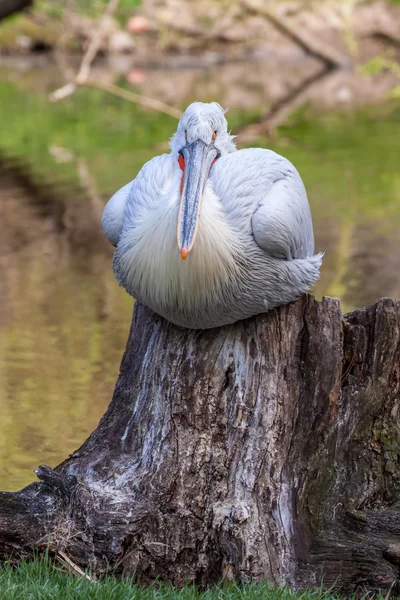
top-left (241, 0), bottom-right (349, 69)
top-left (49, 0), bottom-right (181, 119)
top-left (57, 550), bottom-right (95, 582)
top-left (384, 579), bottom-right (397, 600)
top-left (50, 81), bottom-right (77, 102)
top-left (85, 79), bottom-right (181, 119)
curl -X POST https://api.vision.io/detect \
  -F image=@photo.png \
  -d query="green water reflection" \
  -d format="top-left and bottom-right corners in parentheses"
top-left (0, 66), bottom-right (399, 491)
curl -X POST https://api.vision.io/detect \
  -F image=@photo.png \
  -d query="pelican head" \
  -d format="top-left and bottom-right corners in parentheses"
top-left (170, 102), bottom-right (236, 260)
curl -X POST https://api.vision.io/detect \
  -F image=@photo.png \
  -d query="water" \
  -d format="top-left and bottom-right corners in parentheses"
top-left (0, 57), bottom-right (399, 490)
top-left (0, 166), bottom-right (132, 490)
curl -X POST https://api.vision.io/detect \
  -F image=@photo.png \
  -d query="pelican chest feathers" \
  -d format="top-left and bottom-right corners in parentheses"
top-left (102, 101), bottom-right (323, 329)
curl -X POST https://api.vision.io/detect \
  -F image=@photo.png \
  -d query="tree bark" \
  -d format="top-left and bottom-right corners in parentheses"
top-left (1, 295), bottom-right (400, 593)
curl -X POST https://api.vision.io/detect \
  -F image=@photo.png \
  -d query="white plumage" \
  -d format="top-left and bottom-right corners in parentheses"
top-left (102, 102), bottom-right (322, 329)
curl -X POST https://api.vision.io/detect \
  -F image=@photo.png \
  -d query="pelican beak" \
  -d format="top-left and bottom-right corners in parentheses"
top-left (177, 139), bottom-right (218, 259)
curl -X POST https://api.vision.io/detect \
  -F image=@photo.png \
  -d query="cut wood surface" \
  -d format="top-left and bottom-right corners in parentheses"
top-left (0, 295), bottom-right (399, 593)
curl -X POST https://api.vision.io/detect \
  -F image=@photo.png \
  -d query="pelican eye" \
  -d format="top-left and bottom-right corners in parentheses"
top-left (184, 130), bottom-right (187, 140)
top-left (212, 131), bottom-right (217, 141)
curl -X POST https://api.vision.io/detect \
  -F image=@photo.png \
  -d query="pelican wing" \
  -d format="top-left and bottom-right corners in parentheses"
top-left (102, 181), bottom-right (134, 247)
top-left (251, 174), bottom-right (315, 260)
top-left (102, 154), bottom-right (174, 247)
top-left (211, 148), bottom-right (315, 260)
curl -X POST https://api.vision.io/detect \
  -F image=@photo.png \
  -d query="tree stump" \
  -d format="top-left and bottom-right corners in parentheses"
top-left (1, 295), bottom-right (400, 593)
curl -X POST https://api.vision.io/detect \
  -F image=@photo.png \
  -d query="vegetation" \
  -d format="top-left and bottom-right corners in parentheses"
top-left (0, 558), bottom-right (385, 600)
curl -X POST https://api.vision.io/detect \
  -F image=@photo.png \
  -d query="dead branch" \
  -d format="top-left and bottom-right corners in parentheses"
top-left (57, 550), bottom-right (95, 582)
top-left (241, 0), bottom-right (349, 69)
top-left (84, 79), bottom-right (181, 119)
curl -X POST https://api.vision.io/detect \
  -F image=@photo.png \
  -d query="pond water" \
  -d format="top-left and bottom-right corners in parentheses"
top-left (0, 57), bottom-right (399, 491)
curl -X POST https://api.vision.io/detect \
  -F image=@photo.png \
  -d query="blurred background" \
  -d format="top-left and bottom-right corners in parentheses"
top-left (0, 0), bottom-right (399, 491)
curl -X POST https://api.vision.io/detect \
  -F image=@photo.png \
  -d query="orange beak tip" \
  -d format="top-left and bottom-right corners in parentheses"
top-left (180, 248), bottom-right (188, 260)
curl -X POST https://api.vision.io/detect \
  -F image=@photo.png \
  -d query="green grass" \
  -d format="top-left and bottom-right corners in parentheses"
top-left (0, 557), bottom-right (362, 600)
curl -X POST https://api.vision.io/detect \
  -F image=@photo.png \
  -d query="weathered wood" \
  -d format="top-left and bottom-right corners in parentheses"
top-left (1, 295), bottom-right (399, 593)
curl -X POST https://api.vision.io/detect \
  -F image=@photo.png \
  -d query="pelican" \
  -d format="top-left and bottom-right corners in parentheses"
top-left (102, 101), bottom-right (322, 329)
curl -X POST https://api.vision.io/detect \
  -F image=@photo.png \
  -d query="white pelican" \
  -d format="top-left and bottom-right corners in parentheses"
top-left (102, 102), bottom-right (322, 329)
